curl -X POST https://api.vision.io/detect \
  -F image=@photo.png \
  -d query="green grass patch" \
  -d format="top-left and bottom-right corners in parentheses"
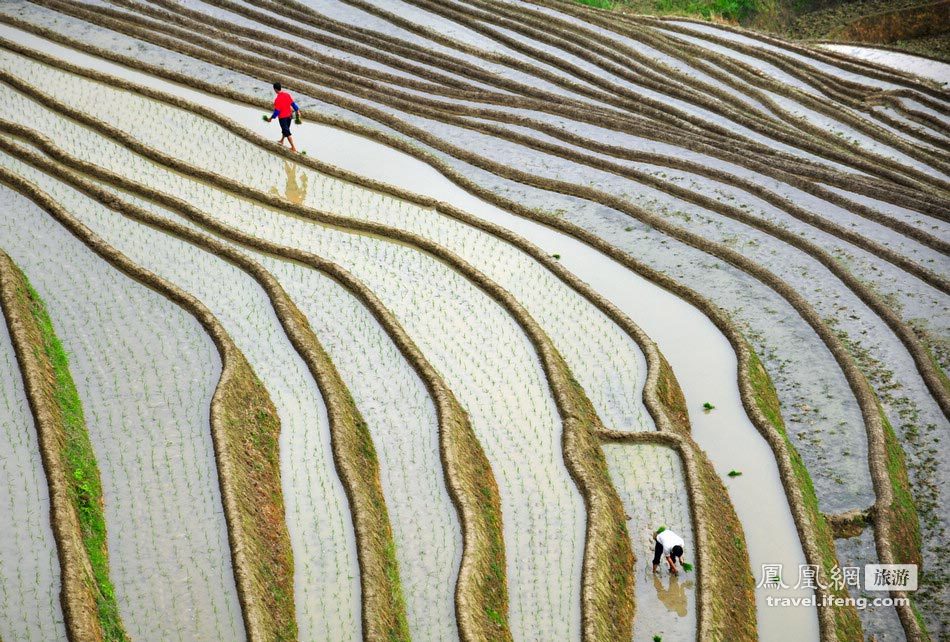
top-left (879, 406), bottom-right (922, 568)
top-left (877, 402), bottom-right (929, 640)
top-left (326, 359), bottom-right (408, 642)
top-left (383, 539), bottom-right (409, 642)
top-left (450, 405), bottom-right (511, 641)
top-left (480, 483), bottom-right (507, 617)
top-left (911, 602), bottom-right (932, 642)
top-left (478, 479), bottom-right (510, 635)
top-left (653, 0), bottom-right (756, 21)
top-left (23, 279), bottom-right (129, 641)
top-left (485, 607), bottom-right (505, 627)
top-left (571, 0), bottom-right (761, 22)
top-left (925, 345), bottom-right (950, 398)
top-left (576, 0), bottom-right (616, 8)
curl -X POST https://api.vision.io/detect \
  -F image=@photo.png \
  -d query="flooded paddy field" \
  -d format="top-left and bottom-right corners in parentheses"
top-left (0, 0), bottom-right (946, 639)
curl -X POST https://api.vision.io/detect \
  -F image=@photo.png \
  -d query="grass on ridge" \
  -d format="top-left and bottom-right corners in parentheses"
top-left (576, 0), bottom-right (616, 9)
top-left (747, 349), bottom-right (863, 641)
top-left (572, 0), bottom-right (757, 21)
top-left (218, 357), bottom-right (297, 640)
top-left (21, 277), bottom-right (129, 641)
top-left (653, 0), bottom-right (756, 21)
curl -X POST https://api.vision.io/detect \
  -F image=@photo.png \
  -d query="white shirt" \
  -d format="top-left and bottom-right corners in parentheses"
top-left (657, 530), bottom-right (685, 556)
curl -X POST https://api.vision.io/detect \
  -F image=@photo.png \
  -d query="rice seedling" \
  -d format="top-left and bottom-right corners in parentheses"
top-left (728, 470), bottom-right (743, 477)
top-left (1, 6), bottom-right (943, 639)
top-left (0, 112), bottom-right (552, 636)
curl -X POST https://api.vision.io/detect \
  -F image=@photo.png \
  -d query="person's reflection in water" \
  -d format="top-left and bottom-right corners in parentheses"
top-left (652, 569), bottom-right (693, 617)
top-left (269, 160), bottom-right (309, 205)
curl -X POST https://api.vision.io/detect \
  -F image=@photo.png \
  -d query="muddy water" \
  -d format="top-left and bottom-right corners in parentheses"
top-left (372, 146), bottom-right (821, 642)
top-left (248, 73), bottom-right (819, 642)
top-left (264, 93), bottom-right (821, 642)
top-left (0, 29), bottom-right (820, 640)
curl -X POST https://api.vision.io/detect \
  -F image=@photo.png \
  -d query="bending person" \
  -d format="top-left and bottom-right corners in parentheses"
top-left (652, 527), bottom-right (686, 575)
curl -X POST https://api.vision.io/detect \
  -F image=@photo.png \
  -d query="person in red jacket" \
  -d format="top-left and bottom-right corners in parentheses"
top-left (264, 82), bottom-right (301, 152)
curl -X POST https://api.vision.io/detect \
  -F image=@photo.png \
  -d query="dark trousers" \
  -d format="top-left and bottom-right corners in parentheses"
top-left (652, 541), bottom-right (663, 566)
top-left (279, 116), bottom-right (293, 138)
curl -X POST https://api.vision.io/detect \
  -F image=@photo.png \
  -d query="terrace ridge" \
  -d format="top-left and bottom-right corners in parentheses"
top-left (0, 251), bottom-right (127, 642)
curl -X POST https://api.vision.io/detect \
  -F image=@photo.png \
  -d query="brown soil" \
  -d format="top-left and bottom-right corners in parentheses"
top-left (825, 509), bottom-right (871, 540)
top-left (213, 353), bottom-right (297, 640)
top-left (611, 0), bottom-right (950, 59)
top-left (830, 1), bottom-right (950, 45)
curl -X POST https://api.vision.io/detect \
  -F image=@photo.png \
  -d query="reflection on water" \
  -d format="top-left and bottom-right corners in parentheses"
top-left (4, 23), bottom-right (819, 639)
top-left (652, 571), bottom-right (694, 618)
top-left (269, 160), bottom-right (308, 205)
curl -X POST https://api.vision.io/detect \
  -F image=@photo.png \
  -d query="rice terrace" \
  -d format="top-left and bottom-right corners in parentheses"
top-left (0, 0), bottom-right (947, 640)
